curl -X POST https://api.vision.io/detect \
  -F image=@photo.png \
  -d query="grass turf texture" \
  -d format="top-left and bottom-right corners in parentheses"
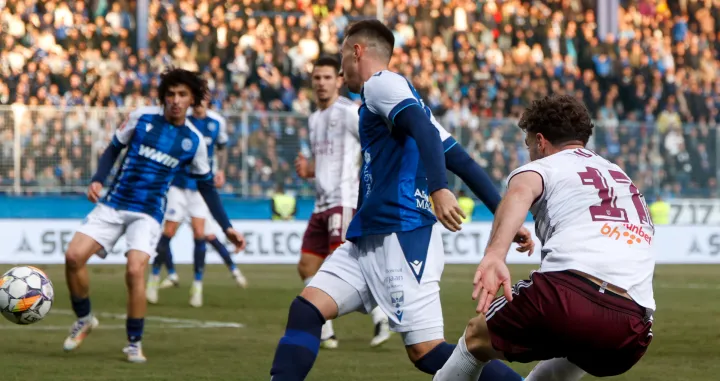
top-left (0, 264), bottom-right (717, 381)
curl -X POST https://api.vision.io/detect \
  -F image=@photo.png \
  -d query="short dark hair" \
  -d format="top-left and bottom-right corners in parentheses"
top-left (313, 56), bottom-right (340, 74)
top-left (345, 19), bottom-right (394, 59)
top-left (158, 67), bottom-right (208, 107)
top-left (518, 95), bottom-right (594, 145)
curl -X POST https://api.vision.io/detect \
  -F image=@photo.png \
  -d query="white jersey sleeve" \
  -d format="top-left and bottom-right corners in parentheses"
top-left (363, 70), bottom-right (452, 142)
top-left (116, 107), bottom-right (162, 145)
top-left (510, 148), bottom-right (656, 311)
top-left (186, 121), bottom-right (211, 176)
top-left (207, 109), bottom-right (229, 146)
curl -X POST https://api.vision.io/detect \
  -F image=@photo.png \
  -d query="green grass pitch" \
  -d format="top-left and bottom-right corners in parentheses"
top-left (0, 264), bottom-right (717, 381)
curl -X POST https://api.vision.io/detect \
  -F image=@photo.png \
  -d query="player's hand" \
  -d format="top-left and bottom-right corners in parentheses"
top-left (513, 227), bottom-right (535, 256)
top-left (225, 228), bottom-right (246, 253)
top-left (431, 188), bottom-right (465, 232)
top-left (472, 255), bottom-right (513, 314)
top-left (214, 171), bottom-right (226, 188)
top-left (87, 182), bottom-right (103, 203)
top-left (294, 153), bottom-right (309, 178)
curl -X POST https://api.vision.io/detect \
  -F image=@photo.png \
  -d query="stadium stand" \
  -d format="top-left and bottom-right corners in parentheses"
top-left (0, 0), bottom-right (717, 200)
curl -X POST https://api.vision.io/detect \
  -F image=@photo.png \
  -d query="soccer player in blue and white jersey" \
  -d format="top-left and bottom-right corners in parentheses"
top-left (268, 20), bottom-right (532, 381)
top-left (61, 68), bottom-right (246, 363)
top-left (146, 99), bottom-right (247, 308)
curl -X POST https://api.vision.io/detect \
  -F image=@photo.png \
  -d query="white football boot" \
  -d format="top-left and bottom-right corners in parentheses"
top-left (370, 320), bottom-right (392, 347)
top-left (319, 320), bottom-right (338, 349)
top-left (159, 273), bottom-right (179, 289)
top-left (123, 342), bottom-right (147, 363)
top-left (63, 316), bottom-right (99, 351)
top-left (232, 268), bottom-right (248, 288)
top-left (189, 281), bottom-right (203, 308)
top-left (146, 276), bottom-right (160, 304)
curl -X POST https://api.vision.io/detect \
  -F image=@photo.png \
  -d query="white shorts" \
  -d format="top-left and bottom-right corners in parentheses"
top-left (164, 186), bottom-right (207, 222)
top-left (163, 186), bottom-right (224, 237)
top-left (309, 224), bottom-right (445, 345)
top-left (77, 203), bottom-right (162, 258)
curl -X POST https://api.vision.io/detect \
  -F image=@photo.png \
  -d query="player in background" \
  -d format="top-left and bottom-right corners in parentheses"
top-left (269, 20), bottom-right (531, 381)
top-left (62, 68), bottom-right (246, 363)
top-left (434, 95), bottom-right (655, 381)
top-left (146, 99), bottom-right (247, 308)
top-left (294, 56), bottom-right (391, 350)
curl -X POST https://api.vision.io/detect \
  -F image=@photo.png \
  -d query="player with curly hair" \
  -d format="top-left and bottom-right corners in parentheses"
top-left (434, 94), bottom-right (655, 381)
top-left (61, 68), bottom-right (247, 363)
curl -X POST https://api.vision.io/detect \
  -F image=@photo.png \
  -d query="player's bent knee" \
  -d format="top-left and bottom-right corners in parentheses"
top-left (126, 251), bottom-right (150, 283)
top-left (163, 221), bottom-right (179, 237)
top-left (65, 234), bottom-right (99, 269)
top-left (465, 315), bottom-right (502, 361)
top-left (299, 286), bottom-right (339, 321)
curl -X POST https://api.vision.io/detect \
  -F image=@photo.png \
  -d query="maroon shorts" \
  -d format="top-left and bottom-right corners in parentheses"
top-left (486, 271), bottom-right (653, 377)
top-left (301, 207), bottom-right (355, 258)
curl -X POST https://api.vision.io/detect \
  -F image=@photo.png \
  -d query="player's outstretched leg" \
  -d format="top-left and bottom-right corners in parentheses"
top-left (207, 234), bottom-right (247, 288)
top-left (63, 233), bottom-right (101, 352)
top-left (298, 252), bottom-right (338, 349)
top-left (369, 306), bottom-right (391, 347)
top-left (270, 287), bottom-right (337, 380)
top-left (124, 250), bottom-right (150, 363)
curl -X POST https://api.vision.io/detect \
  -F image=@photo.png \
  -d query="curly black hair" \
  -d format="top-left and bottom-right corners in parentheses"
top-left (518, 94), bottom-right (594, 145)
top-left (157, 67), bottom-right (208, 107)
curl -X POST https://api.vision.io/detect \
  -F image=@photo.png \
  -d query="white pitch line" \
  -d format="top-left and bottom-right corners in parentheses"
top-left (51, 309), bottom-right (244, 328)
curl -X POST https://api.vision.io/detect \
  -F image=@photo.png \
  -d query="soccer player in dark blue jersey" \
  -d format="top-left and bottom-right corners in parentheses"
top-left (62, 68), bottom-right (246, 363)
top-left (269, 21), bottom-right (532, 381)
top-left (146, 100), bottom-right (247, 308)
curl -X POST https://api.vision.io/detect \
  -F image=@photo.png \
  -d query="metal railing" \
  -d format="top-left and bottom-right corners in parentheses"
top-left (0, 106), bottom-right (717, 199)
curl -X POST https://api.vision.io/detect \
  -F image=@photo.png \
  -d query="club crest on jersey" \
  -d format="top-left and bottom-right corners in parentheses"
top-left (208, 121), bottom-right (217, 131)
top-left (390, 291), bottom-right (404, 322)
top-left (138, 145), bottom-right (180, 168)
top-left (182, 138), bottom-right (193, 151)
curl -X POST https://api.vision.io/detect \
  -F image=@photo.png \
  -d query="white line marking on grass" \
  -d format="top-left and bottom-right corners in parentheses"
top-left (50, 309), bottom-right (244, 328)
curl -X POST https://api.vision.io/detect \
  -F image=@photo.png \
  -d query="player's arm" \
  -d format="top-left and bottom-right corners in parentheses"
top-left (214, 115), bottom-right (229, 187)
top-left (190, 139), bottom-right (246, 251)
top-left (88, 113), bottom-right (138, 202)
top-left (484, 171), bottom-right (543, 260)
top-left (442, 137), bottom-right (501, 213)
top-left (472, 170), bottom-right (543, 314)
top-left (295, 154), bottom-right (315, 178)
top-left (365, 75), bottom-right (464, 231)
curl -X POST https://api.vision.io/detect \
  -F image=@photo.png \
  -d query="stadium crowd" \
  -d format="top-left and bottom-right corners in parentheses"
top-left (0, 0), bottom-right (718, 199)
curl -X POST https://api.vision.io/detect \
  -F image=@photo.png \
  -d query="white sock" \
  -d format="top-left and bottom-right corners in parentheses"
top-left (370, 306), bottom-right (388, 325)
top-left (150, 274), bottom-right (160, 282)
top-left (525, 358), bottom-right (586, 381)
top-left (232, 268), bottom-right (242, 277)
top-left (303, 276), bottom-right (313, 287)
top-left (434, 334), bottom-right (485, 381)
top-left (320, 319), bottom-right (335, 340)
top-left (193, 280), bottom-right (203, 288)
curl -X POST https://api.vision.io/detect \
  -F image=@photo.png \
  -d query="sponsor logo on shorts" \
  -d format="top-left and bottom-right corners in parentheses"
top-left (600, 222), bottom-right (652, 245)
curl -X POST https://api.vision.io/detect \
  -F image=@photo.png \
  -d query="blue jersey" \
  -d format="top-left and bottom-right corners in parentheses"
top-left (171, 109), bottom-right (228, 191)
top-left (346, 71), bottom-right (455, 240)
top-left (102, 106), bottom-right (212, 222)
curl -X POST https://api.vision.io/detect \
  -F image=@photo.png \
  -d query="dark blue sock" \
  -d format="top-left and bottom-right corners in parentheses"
top-left (415, 342), bottom-right (523, 380)
top-left (154, 234), bottom-right (172, 275)
top-left (193, 239), bottom-right (206, 281)
top-left (126, 318), bottom-right (144, 343)
top-left (415, 342), bottom-right (455, 374)
top-left (208, 237), bottom-right (237, 271)
top-left (270, 296), bottom-right (325, 381)
top-left (70, 296), bottom-right (91, 319)
top-left (477, 361), bottom-right (524, 381)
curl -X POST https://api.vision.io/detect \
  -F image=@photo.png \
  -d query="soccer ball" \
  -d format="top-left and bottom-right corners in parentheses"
top-left (0, 266), bottom-right (54, 325)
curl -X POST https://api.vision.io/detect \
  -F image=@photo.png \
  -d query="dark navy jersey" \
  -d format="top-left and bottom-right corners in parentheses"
top-left (101, 106), bottom-right (212, 222)
top-left (171, 109), bottom-right (228, 191)
top-left (346, 71), bottom-right (455, 240)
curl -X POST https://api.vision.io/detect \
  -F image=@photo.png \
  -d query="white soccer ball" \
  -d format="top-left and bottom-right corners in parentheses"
top-left (0, 266), bottom-right (54, 325)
